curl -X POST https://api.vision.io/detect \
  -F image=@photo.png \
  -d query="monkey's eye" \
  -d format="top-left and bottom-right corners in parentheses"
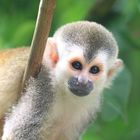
top-left (71, 61), bottom-right (82, 70)
top-left (89, 66), bottom-right (100, 74)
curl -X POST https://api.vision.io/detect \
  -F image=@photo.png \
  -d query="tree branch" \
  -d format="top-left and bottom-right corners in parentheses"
top-left (22, 0), bottom-right (56, 87)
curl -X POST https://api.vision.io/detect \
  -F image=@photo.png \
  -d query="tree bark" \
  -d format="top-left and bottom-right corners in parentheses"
top-left (22, 0), bottom-right (56, 87)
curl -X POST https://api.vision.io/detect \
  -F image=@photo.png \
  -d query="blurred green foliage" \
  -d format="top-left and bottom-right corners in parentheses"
top-left (0, 0), bottom-right (140, 139)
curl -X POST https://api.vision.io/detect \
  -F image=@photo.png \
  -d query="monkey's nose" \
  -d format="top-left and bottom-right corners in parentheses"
top-left (78, 76), bottom-right (88, 85)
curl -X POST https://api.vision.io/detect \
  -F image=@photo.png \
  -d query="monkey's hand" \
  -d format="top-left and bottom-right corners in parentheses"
top-left (2, 67), bottom-right (53, 140)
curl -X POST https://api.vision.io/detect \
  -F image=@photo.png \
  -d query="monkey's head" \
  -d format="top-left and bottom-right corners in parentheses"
top-left (43, 21), bottom-right (123, 97)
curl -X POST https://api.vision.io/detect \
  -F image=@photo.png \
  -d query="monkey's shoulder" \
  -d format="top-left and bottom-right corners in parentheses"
top-left (0, 47), bottom-right (30, 66)
top-left (0, 47), bottom-right (30, 91)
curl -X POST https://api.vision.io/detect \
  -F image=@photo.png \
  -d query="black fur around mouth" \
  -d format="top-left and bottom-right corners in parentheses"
top-left (67, 77), bottom-right (93, 97)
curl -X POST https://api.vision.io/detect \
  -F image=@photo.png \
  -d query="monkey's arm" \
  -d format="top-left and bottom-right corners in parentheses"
top-left (0, 48), bottom-right (29, 120)
top-left (2, 66), bottom-right (53, 140)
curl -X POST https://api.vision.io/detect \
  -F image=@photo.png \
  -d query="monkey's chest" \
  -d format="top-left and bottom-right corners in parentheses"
top-left (41, 114), bottom-right (82, 140)
top-left (40, 99), bottom-right (92, 140)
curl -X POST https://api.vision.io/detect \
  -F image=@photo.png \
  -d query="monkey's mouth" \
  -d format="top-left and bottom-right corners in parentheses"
top-left (68, 86), bottom-right (90, 97)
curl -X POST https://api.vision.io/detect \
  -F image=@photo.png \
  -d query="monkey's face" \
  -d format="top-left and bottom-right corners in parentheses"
top-left (54, 46), bottom-right (110, 97)
top-left (44, 36), bottom-right (122, 97)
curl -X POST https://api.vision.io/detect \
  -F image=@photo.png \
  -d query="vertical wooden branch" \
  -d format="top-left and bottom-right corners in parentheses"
top-left (22, 0), bottom-right (56, 87)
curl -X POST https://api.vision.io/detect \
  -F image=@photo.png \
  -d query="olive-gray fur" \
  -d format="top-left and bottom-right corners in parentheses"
top-left (54, 21), bottom-right (118, 62)
top-left (3, 66), bottom-right (54, 140)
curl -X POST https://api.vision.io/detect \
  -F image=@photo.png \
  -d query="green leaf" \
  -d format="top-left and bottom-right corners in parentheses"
top-left (11, 21), bottom-right (35, 47)
top-left (101, 68), bottom-right (131, 122)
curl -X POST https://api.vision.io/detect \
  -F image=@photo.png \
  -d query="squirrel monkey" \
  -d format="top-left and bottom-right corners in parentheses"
top-left (0, 21), bottom-right (123, 140)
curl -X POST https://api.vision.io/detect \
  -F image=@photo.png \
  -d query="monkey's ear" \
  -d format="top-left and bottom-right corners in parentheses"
top-left (108, 59), bottom-right (123, 78)
top-left (43, 37), bottom-right (59, 67)
top-left (106, 59), bottom-right (123, 87)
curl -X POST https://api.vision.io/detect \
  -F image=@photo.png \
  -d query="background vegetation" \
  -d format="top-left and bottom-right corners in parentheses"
top-left (0, 0), bottom-right (140, 139)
